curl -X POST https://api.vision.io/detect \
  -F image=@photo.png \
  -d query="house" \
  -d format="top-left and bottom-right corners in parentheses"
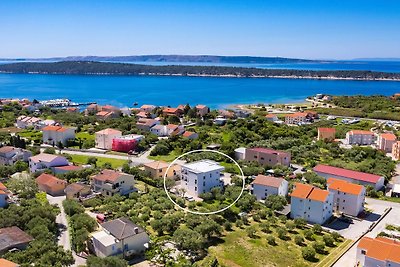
top-left (392, 141), bottom-right (400, 160)
top-left (0, 146), bottom-right (32, 166)
top-left (102, 105), bottom-right (121, 114)
top-left (42, 125), bottom-right (76, 146)
top-left (218, 110), bottom-right (235, 119)
top-left (95, 128), bottom-right (122, 150)
top-left (290, 183), bottom-right (333, 225)
top-left (251, 175), bottom-right (289, 201)
top-left (90, 217), bottom-right (149, 258)
top-left (85, 104), bottom-right (101, 115)
top-left (181, 160), bottom-right (224, 197)
top-left (0, 258), bottom-right (20, 267)
top-left (0, 226), bottom-right (33, 254)
top-left (120, 108), bottom-right (132, 117)
top-left (136, 111), bottom-right (150, 119)
top-left (327, 178), bottom-right (365, 216)
top-left (182, 131), bottom-right (199, 139)
top-left (66, 107), bottom-right (79, 113)
top-left (16, 116), bottom-right (42, 129)
top-left (0, 183), bottom-right (8, 208)
top-left (65, 183), bottom-right (91, 200)
top-left (162, 107), bottom-right (183, 117)
top-left (346, 130), bottom-right (375, 145)
top-left (285, 112), bottom-right (307, 125)
top-left (136, 118), bottom-right (160, 132)
top-left (196, 105), bottom-right (209, 117)
top-left (357, 237), bottom-right (400, 267)
top-left (36, 173), bottom-right (67, 196)
top-left (143, 161), bottom-right (178, 179)
top-left (150, 125), bottom-right (167, 136)
top-left (28, 153), bottom-right (70, 173)
top-left (91, 169), bottom-right (136, 196)
top-left (377, 133), bottom-right (397, 152)
top-left (140, 104), bottom-right (156, 113)
top-left (214, 116), bottom-right (227, 125)
top-left (318, 128), bottom-right (336, 141)
top-left (234, 147), bottom-right (246, 160)
top-left (245, 147), bottom-right (291, 167)
top-left (112, 135), bottom-right (144, 153)
top-left (96, 111), bottom-right (119, 120)
top-left (38, 119), bottom-right (57, 129)
top-left (53, 165), bottom-right (83, 174)
top-left (313, 164), bottom-right (385, 190)
top-left (166, 124), bottom-right (184, 136)
top-left (265, 113), bottom-right (278, 122)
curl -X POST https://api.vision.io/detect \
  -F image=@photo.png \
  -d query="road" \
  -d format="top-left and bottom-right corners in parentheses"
top-left (333, 198), bottom-right (400, 267)
top-left (47, 194), bottom-right (86, 267)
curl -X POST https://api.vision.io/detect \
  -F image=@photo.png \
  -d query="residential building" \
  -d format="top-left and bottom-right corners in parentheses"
top-left (218, 110), bottom-right (235, 119)
top-left (136, 118), bottom-right (160, 132)
top-left (357, 237), bottom-right (400, 267)
top-left (196, 105), bottom-right (209, 116)
top-left (317, 128), bottom-right (336, 141)
top-left (234, 147), bottom-right (246, 160)
top-left (101, 105), bottom-right (121, 114)
top-left (162, 107), bottom-right (183, 117)
top-left (95, 128), bottom-right (122, 150)
top-left (313, 164), bottom-right (385, 190)
top-left (166, 124), bottom-right (184, 136)
top-left (327, 178), bottom-right (365, 216)
top-left (53, 165), bottom-right (83, 174)
top-left (28, 153), bottom-right (69, 173)
top-left (393, 141), bottom-right (400, 160)
top-left (143, 161), bottom-right (178, 179)
top-left (290, 183), bottom-right (333, 225)
top-left (91, 169), bottom-right (136, 197)
top-left (16, 115), bottom-right (42, 129)
top-left (36, 173), bottom-right (67, 196)
top-left (245, 147), bottom-right (291, 167)
top-left (0, 258), bottom-right (20, 267)
top-left (377, 133), bottom-right (397, 152)
top-left (251, 175), bottom-right (289, 201)
top-left (42, 125), bottom-right (75, 146)
top-left (150, 125), bottom-right (167, 136)
top-left (90, 217), bottom-right (149, 258)
top-left (0, 226), bottom-right (33, 254)
top-left (265, 113), bottom-right (278, 122)
top-left (182, 131), bottom-right (199, 139)
top-left (214, 116), bottom-right (227, 125)
top-left (112, 135), bottom-right (144, 153)
top-left (181, 160), bottom-right (224, 197)
top-left (346, 130), bottom-right (375, 145)
top-left (140, 104), bottom-right (156, 113)
top-left (0, 146), bottom-right (31, 166)
top-left (96, 111), bottom-right (119, 120)
top-left (285, 112), bottom-right (307, 125)
top-left (65, 183), bottom-right (91, 200)
top-left (0, 183), bottom-right (8, 208)
top-left (85, 103), bottom-right (101, 115)
top-left (136, 111), bottom-right (150, 119)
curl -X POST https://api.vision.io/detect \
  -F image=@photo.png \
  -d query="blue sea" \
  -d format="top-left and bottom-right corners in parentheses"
top-left (0, 73), bottom-right (400, 109)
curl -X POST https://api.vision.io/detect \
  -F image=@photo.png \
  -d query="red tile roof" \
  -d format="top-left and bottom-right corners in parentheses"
top-left (265, 113), bottom-right (277, 118)
top-left (42, 126), bottom-right (69, 132)
top-left (36, 173), bottom-right (67, 188)
top-left (358, 237), bottom-right (400, 263)
top-left (0, 146), bottom-right (15, 153)
top-left (53, 165), bottom-right (83, 171)
top-left (285, 112), bottom-right (307, 118)
top-left (0, 258), bottom-right (19, 267)
top-left (327, 178), bottom-right (364, 195)
top-left (380, 133), bottom-right (397, 141)
top-left (313, 164), bottom-right (382, 184)
top-left (290, 183), bottom-right (329, 202)
top-left (252, 175), bottom-right (285, 188)
top-left (163, 107), bottom-right (179, 113)
top-left (196, 105), bottom-right (207, 109)
top-left (0, 182), bottom-right (6, 191)
top-left (92, 169), bottom-right (124, 182)
top-left (29, 153), bottom-right (66, 163)
top-left (318, 127), bottom-right (336, 133)
top-left (96, 128), bottom-right (122, 135)
top-left (348, 130), bottom-right (374, 135)
top-left (182, 131), bottom-right (197, 137)
top-left (248, 147), bottom-right (289, 156)
top-left (0, 190), bottom-right (6, 195)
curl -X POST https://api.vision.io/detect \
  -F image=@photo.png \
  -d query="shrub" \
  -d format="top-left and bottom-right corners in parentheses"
top-left (331, 231), bottom-right (342, 242)
top-left (259, 222), bottom-right (271, 233)
top-left (294, 235), bottom-right (304, 246)
top-left (294, 218), bottom-right (307, 229)
top-left (276, 227), bottom-right (288, 240)
top-left (304, 229), bottom-right (314, 241)
top-left (323, 234), bottom-right (335, 247)
top-left (312, 224), bottom-right (323, 235)
top-left (302, 246), bottom-right (316, 261)
top-left (266, 235), bottom-right (276, 245)
top-left (312, 241), bottom-right (325, 254)
top-left (224, 221), bottom-right (232, 231)
top-left (246, 225), bottom-right (257, 238)
top-left (285, 221), bottom-right (296, 232)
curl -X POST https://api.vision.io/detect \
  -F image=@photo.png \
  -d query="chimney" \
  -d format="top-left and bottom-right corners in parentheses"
top-left (134, 227), bottom-right (139, 234)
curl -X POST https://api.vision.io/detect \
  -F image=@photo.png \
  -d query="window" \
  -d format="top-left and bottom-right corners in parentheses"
top-left (203, 181), bottom-right (205, 186)
top-left (195, 179), bottom-right (197, 184)
top-left (195, 187), bottom-right (197, 191)
top-left (361, 250), bottom-right (366, 255)
top-left (261, 157), bottom-right (264, 160)
top-left (343, 200), bottom-right (345, 203)
top-left (159, 169), bottom-right (162, 173)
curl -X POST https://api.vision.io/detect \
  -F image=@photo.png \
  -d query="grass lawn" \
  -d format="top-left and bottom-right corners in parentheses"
top-left (209, 222), bottom-right (346, 267)
top-left (68, 154), bottom-right (128, 169)
top-left (148, 150), bottom-right (180, 162)
top-left (76, 131), bottom-right (95, 141)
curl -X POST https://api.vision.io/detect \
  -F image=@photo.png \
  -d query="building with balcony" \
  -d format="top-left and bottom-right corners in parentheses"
top-left (245, 147), bottom-right (291, 167)
top-left (0, 146), bottom-right (31, 166)
top-left (357, 237), bottom-right (400, 267)
top-left (95, 128), bottom-right (122, 150)
top-left (28, 153), bottom-right (70, 173)
top-left (91, 169), bottom-right (136, 197)
top-left (251, 175), bottom-right (288, 201)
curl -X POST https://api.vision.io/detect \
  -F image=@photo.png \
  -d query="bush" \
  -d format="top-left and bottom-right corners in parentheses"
top-left (259, 222), bottom-right (271, 233)
top-left (253, 214), bottom-right (261, 222)
top-left (312, 241), bottom-right (325, 254)
top-left (223, 221), bottom-right (232, 231)
top-left (331, 231), bottom-right (342, 242)
top-left (302, 246), bottom-right (316, 261)
top-left (285, 221), bottom-right (296, 232)
top-left (304, 229), bottom-right (314, 241)
top-left (294, 218), bottom-right (307, 229)
top-left (276, 227), bottom-right (288, 240)
top-left (294, 235), bottom-right (304, 246)
top-left (312, 224), bottom-right (323, 235)
top-left (323, 234), bottom-right (335, 247)
top-left (246, 225), bottom-right (257, 238)
top-left (266, 235), bottom-right (276, 245)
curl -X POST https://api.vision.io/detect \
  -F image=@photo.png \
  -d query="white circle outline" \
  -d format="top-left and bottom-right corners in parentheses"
top-left (163, 149), bottom-right (245, 215)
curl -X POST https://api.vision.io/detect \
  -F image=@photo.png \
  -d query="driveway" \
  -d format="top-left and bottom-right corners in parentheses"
top-left (47, 194), bottom-right (86, 267)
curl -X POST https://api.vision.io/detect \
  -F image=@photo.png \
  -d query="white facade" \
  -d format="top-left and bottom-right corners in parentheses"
top-left (252, 176), bottom-right (288, 201)
top-left (0, 146), bottom-right (32, 166)
top-left (92, 170), bottom-right (136, 197)
top-left (16, 116), bottom-right (42, 129)
top-left (28, 153), bottom-right (70, 173)
top-left (181, 160), bottom-right (224, 197)
top-left (328, 179), bottom-right (365, 217)
top-left (150, 125), bottom-right (167, 136)
top-left (346, 131), bottom-right (375, 145)
top-left (42, 126), bottom-right (76, 145)
top-left (234, 147), bottom-right (246, 160)
top-left (95, 129), bottom-right (122, 150)
top-left (357, 237), bottom-right (400, 267)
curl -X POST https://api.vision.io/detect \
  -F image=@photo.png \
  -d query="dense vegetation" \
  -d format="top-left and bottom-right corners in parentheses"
top-left (0, 61), bottom-right (399, 80)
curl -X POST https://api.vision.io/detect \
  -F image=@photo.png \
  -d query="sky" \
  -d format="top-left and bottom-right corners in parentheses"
top-left (0, 0), bottom-right (399, 60)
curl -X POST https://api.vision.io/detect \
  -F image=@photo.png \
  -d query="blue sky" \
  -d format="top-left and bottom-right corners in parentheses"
top-left (0, 0), bottom-right (399, 59)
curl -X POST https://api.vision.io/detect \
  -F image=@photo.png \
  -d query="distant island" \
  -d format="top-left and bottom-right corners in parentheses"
top-left (0, 61), bottom-right (399, 81)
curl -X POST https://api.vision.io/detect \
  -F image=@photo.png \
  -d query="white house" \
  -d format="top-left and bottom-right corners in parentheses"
top-left (377, 133), bottom-right (397, 152)
top-left (42, 126), bottom-right (76, 146)
top-left (0, 146), bottom-right (32, 166)
top-left (346, 130), bottom-right (375, 145)
top-left (181, 160), bottom-right (225, 197)
top-left (95, 128), bottom-right (122, 150)
top-left (28, 153), bottom-right (70, 173)
top-left (91, 217), bottom-right (149, 258)
top-left (251, 174), bottom-right (288, 201)
top-left (150, 125), bottom-right (167, 136)
top-left (327, 178), bottom-right (365, 217)
top-left (16, 116), bottom-right (42, 129)
top-left (290, 183), bottom-right (333, 225)
top-left (357, 236), bottom-right (400, 267)
top-left (91, 169), bottom-right (136, 197)
top-left (313, 164), bottom-right (385, 190)
top-left (234, 147), bottom-right (246, 160)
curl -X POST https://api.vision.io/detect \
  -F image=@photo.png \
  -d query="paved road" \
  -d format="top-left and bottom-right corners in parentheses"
top-left (47, 195), bottom-right (86, 267)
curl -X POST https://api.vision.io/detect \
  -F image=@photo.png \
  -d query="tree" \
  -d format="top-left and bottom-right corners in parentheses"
top-left (102, 162), bottom-right (112, 169)
top-left (302, 246), bottom-right (316, 261)
top-left (246, 225), bottom-right (257, 238)
top-left (173, 228), bottom-right (205, 251)
top-left (294, 218), bottom-right (307, 229)
top-left (294, 235), bottom-right (304, 246)
top-left (312, 224), bottom-right (323, 235)
top-left (285, 221), bottom-right (296, 232)
top-left (259, 222), bottom-right (271, 233)
top-left (331, 231), bottom-right (342, 242)
top-left (312, 241), bottom-right (325, 254)
top-left (304, 229), bottom-right (314, 241)
top-left (265, 195), bottom-right (287, 211)
top-left (323, 235), bottom-right (335, 247)
top-left (266, 235), bottom-right (276, 245)
top-left (63, 199), bottom-right (85, 216)
top-left (44, 147), bottom-right (56, 154)
top-left (6, 172), bottom-right (38, 198)
top-left (87, 157), bottom-right (98, 167)
top-left (86, 255), bottom-right (128, 267)
top-left (194, 219), bottom-right (222, 239)
top-left (277, 227), bottom-right (288, 240)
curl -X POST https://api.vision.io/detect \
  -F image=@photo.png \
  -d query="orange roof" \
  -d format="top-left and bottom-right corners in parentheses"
top-left (380, 133), bottom-right (397, 141)
top-left (36, 173), bottom-right (66, 189)
top-left (0, 182), bottom-right (7, 191)
top-left (348, 130), bottom-right (374, 135)
top-left (358, 237), bottom-right (400, 263)
top-left (327, 178), bottom-right (364, 195)
top-left (42, 125), bottom-right (69, 132)
top-left (0, 258), bottom-right (19, 267)
top-left (290, 183), bottom-right (330, 202)
top-left (196, 104), bottom-right (207, 109)
top-left (144, 160), bottom-right (169, 170)
top-left (96, 111), bottom-right (111, 116)
top-left (0, 190), bottom-right (7, 195)
top-left (92, 169), bottom-right (124, 182)
top-left (318, 127), bottom-right (336, 133)
top-left (265, 113), bottom-right (277, 118)
top-left (182, 131), bottom-right (197, 137)
top-left (285, 112), bottom-right (307, 118)
top-left (96, 128), bottom-right (122, 135)
top-left (163, 107), bottom-right (179, 113)
top-left (0, 146), bottom-right (15, 153)
top-left (166, 124), bottom-right (179, 130)
top-left (252, 175), bottom-right (285, 188)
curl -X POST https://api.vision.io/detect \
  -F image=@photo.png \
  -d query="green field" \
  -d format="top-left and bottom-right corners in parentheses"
top-left (76, 131), bottom-right (95, 141)
top-left (148, 150), bottom-right (180, 162)
top-left (68, 154), bottom-right (128, 169)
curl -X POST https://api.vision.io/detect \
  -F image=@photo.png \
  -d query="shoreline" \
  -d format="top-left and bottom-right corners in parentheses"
top-left (1, 71), bottom-right (400, 82)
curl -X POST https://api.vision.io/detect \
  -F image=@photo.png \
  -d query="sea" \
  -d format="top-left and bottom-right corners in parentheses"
top-left (0, 60), bottom-right (400, 109)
